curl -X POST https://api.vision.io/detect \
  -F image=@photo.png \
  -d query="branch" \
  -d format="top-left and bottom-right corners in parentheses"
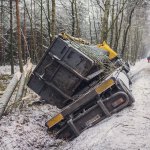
top-left (95, 0), bottom-right (105, 12)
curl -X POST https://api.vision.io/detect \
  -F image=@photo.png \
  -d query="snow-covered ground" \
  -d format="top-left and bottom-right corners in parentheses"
top-left (0, 66), bottom-right (19, 75)
top-left (0, 59), bottom-right (150, 150)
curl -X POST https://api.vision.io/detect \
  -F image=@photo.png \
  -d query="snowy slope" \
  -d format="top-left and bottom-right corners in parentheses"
top-left (0, 59), bottom-right (150, 150)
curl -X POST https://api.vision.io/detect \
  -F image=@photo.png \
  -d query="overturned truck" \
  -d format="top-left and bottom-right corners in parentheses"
top-left (27, 34), bottom-right (134, 140)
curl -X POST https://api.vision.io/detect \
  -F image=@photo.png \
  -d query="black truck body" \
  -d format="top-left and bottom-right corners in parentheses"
top-left (27, 36), bottom-right (134, 140)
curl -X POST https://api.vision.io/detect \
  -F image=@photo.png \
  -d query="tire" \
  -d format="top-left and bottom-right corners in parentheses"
top-left (117, 79), bottom-right (135, 105)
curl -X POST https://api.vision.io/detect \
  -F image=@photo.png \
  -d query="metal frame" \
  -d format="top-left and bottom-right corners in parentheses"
top-left (46, 76), bottom-right (134, 140)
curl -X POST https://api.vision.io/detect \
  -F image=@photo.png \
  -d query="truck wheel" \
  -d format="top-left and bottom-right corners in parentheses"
top-left (117, 79), bottom-right (135, 105)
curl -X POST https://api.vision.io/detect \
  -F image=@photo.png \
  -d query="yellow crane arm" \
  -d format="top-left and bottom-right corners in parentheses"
top-left (97, 41), bottom-right (118, 60)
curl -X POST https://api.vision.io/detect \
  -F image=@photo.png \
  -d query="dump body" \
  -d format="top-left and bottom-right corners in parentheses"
top-left (28, 37), bottom-right (114, 108)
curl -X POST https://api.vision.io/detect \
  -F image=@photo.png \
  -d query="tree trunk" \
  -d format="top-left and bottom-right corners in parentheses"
top-left (15, 0), bottom-right (23, 72)
top-left (113, 1), bottom-right (124, 51)
top-left (74, 0), bottom-right (80, 37)
top-left (91, 1), bottom-right (98, 43)
top-left (24, 0), bottom-right (36, 62)
top-left (0, 0), bottom-right (4, 65)
top-left (88, 0), bottom-right (92, 43)
top-left (51, 0), bottom-right (56, 42)
top-left (110, 0), bottom-right (115, 47)
top-left (47, 0), bottom-right (51, 42)
top-left (0, 72), bottom-right (22, 119)
top-left (33, 1), bottom-right (37, 63)
top-left (40, 0), bottom-right (43, 54)
top-left (113, 0), bottom-right (119, 51)
top-left (10, 0), bottom-right (14, 74)
top-left (121, 2), bottom-right (138, 57)
top-left (0, 10), bottom-right (2, 65)
top-left (100, 0), bottom-right (110, 43)
top-left (71, 0), bottom-right (75, 36)
top-left (23, 2), bottom-right (27, 62)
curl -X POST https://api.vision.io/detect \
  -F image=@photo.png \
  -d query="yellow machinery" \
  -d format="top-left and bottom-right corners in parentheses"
top-left (59, 32), bottom-right (118, 60)
top-left (97, 41), bottom-right (118, 60)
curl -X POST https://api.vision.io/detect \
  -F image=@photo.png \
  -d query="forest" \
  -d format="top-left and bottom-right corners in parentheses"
top-left (0, 0), bottom-right (150, 74)
top-left (1, 1), bottom-right (150, 150)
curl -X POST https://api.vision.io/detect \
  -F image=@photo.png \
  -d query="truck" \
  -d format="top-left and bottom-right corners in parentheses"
top-left (27, 33), bottom-right (134, 140)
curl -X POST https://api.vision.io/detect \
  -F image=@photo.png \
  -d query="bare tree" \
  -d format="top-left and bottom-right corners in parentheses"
top-left (51, 0), bottom-right (56, 42)
top-left (9, 0), bottom-right (14, 74)
top-left (47, 0), bottom-right (51, 41)
top-left (0, 0), bottom-right (4, 65)
top-left (100, 0), bottom-right (110, 43)
top-left (15, 0), bottom-right (23, 72)
top-left (121, 0), bottom-right (141, 57)
top-left (71, 0), bottom-right (75, 36)
top-left (74, 0), bottom-right (80, 37)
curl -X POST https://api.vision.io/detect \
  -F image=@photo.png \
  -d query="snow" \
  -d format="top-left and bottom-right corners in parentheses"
top-left (0, 66), bottom-right (19, 75)
top-left (130, 59), bottom-right (149, 77)
top-left (0, 59), bottom-right (150, 150)
top-left (0, 100), bottom-right (64, 150)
